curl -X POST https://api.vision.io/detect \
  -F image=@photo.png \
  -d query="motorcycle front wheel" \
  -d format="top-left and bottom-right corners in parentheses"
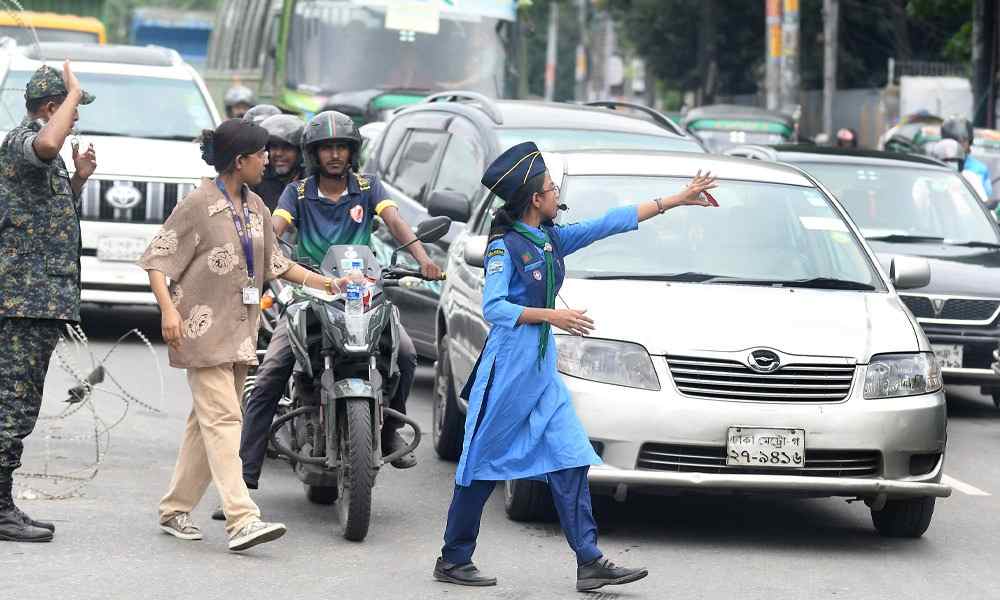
top-left (336, 398), bottom-right (375, 541)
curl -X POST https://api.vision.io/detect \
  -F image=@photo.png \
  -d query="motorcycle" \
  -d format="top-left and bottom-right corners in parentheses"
top-left (266, 216), bottom-right (451, 541)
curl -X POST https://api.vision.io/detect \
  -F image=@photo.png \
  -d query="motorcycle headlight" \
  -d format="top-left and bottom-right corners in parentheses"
top-left (863, 352), bottom-right (942, 399)
top-left (555, 335), bottom-right (660, 391)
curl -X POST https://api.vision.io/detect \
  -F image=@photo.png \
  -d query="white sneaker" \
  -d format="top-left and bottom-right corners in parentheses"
top-left (159, 513), bottom-right (203, 541)
top-left (228, 520), bottom-right (286, 552)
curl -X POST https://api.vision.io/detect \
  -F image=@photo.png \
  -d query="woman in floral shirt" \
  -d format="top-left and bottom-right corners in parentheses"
top-left (139, 119), bottom-right (347, 552)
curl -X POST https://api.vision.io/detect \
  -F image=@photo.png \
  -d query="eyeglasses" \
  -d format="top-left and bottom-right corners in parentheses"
top-left (541, 184), bottom-right (560, 196)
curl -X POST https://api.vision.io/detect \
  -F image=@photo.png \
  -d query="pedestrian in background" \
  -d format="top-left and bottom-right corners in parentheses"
top-left (139, 118), bottom-right (348, 552)
top-left (433, 141), bottom-right (717, 592)
top-left (0, 61), bottom-right (96, 543)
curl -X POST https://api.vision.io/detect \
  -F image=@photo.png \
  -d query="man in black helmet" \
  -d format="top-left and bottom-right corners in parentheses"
top-left (941, 116), bottom-right (992, 199)
top-left (234, 110), bottom-right (440, 501)
top-left (253, 114), bottom-right (305, 212)
top-left (243, 104), bottom-right (282, 127)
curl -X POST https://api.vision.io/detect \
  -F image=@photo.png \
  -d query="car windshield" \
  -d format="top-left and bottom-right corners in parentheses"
top-left (794, 162), bottom-right (1000, 244)
top-left (0, 26), bottom-right (99, 45)
top-left (691, 129), bottom-right (788, 153)
top-left (497, 128), bottom-right (704, 153)
top-left (556, 175), bottom-right (881, 289)
top-left (288, 1), bottom-right (507, 96)
top-left (0, 70), bottom-right (214, 139)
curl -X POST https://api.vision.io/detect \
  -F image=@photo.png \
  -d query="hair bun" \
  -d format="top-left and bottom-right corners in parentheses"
top-left (199, 129), bottom-right (216, 166)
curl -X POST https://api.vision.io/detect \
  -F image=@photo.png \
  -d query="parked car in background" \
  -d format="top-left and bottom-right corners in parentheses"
top-left (728, 144), bottom-right (1000, 406)
top-left (0, 11), bottom-right (105, 45)
top-left (0, 42), bottom-right (220, 306)
top-left (363, 92), bottom-right (703, 357)
top-left (433, 149), bottom-right (950, 538)
top-left (682, 104), bottom-right (796, 153)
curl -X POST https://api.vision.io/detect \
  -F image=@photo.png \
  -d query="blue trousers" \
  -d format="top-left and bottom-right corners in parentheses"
top-left (441, 466), bottom-right (602, 566)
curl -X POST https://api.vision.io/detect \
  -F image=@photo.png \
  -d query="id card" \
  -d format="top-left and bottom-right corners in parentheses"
top-left (242, 286), bottom-right (261, 305)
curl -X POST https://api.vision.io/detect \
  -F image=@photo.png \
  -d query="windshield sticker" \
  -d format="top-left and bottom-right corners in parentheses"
top-left (487, 259), bottom-right (504, 275)
top-left (855, 169), bottom-right (879, 181)
top-left (799, 216), bottom-right (849, 232)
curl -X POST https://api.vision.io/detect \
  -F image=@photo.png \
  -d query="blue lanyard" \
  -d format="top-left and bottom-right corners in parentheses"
top-left (215, 178), bottom-right (255, 281)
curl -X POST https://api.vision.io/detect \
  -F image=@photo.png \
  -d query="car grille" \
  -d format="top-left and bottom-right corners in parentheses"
top-left (665, 355), bottom-right (855, 402)
top-left (637, 443), bottom-right (881, 477)
top-left (900, 295), bottom-right (1000, 322)
top-left (79, 178), bottom-right (197, 224)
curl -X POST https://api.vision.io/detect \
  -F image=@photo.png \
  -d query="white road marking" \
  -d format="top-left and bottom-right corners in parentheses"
top-left (942, 474), bottom-right (991, 496)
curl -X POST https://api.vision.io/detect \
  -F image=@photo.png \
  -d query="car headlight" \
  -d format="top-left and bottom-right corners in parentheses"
top-left (863, 352), bottom-right (942, 399)
top-left (555, 335), bottom-right (660, 391)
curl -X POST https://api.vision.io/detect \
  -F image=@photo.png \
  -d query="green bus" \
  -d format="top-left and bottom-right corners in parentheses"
top-left (204, 0), bottom-right (516, 123)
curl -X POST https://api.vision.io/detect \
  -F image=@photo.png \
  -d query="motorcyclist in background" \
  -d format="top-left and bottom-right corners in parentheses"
top-left (941, 117), bottom-right (993, 200)
top-left (223, 84), bottom-right (255, 119)
top-left (243, 104), bottom-right (282, 126)
top-left (254, 114), bottom-right (306, 212)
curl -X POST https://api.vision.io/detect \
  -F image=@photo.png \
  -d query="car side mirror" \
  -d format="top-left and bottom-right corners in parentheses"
top-left (890, 255), bottom-right (931, 290)
top-left (427, 190), bottom-right (471, 223)
top-left (464, 235), bottom-right (488, 268)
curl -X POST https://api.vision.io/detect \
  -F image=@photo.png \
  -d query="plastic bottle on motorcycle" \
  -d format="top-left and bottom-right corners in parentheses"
top-left (345, 270), bottom-right (366, 344)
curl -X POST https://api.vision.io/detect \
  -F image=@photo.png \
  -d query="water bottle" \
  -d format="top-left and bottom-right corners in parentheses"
top-left (345, 275), bottom-right (365, 345)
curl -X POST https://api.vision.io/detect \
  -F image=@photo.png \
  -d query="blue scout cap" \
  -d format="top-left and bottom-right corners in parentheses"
top-left (481, 141), bottom-right (546, 203)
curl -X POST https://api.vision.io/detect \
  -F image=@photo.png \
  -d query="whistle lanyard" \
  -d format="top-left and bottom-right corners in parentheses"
top-left (215, 178), bottom-right (255, 282)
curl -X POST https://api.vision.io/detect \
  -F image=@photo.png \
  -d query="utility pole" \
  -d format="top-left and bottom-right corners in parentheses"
top-left (765, 0), bottom-right (782, 111)
top-left (544, 1), bottom-right (560, 102)
top-left (780, 0), bottom-right (800, 115)
top-left (575, 0), bottom-right (589, 102)
top-left (822, 0), bottom-right (839, 137)
top-left (972, 0), bottom-right (997, 128)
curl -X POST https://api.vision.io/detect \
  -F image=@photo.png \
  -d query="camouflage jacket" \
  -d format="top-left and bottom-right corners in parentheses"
top-left (0, 117), bottom-right (81, 321)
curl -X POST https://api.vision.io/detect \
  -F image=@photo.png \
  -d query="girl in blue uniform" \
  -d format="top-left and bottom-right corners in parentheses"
top-left (433, 142), bottom-right (718, 592)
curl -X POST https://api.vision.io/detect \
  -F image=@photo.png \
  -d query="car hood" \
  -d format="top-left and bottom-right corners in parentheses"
top-left (869, 240), bottom-right (1000, 297)
top-left (559, 278), bottom-right (920, 361)
top-left (57, 135), bottom-right (214, 180)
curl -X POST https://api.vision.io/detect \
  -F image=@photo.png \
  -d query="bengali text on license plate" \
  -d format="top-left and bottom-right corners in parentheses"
top-left (931, 344), bottom-right (963, 370)
top-left (97, 237), bottom-right (147, 262)
top-left (726, 427), bottom-right (805, 468)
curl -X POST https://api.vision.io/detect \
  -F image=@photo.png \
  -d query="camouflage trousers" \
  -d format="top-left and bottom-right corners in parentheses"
top-left (0, 317), bottom-right (62, 471)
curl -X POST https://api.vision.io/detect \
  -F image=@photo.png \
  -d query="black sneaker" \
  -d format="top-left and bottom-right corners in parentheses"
top-left (433, 557), bottom-right (497, 587)
top-left (0, 508), bottom-right (52, 543)
top-left (576, 557), bottom-right (648, 592)
top-left (382, 431), bottom-right (417, 469)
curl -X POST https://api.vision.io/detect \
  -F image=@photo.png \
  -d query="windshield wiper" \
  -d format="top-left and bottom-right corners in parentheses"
top-left (141, 134), bottom-right (198, 142)
top-left (76, 130), bottom-right (122, 137)
top-left (864, 234), bottom-right (945, 244)
top-left (710, 276), bottom-right (876, 290)
top-left (947, 240), bottom-right (1000, 249)
top-left (582, 271), bottom-right (724, 282)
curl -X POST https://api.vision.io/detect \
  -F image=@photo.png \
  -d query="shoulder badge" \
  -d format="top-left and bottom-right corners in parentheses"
top-left (357, 175), bottom-right (371, 192)
top-left (487, 248), bottom-right (505, 258)
top-left (296, 180), bottom-right (306, 200)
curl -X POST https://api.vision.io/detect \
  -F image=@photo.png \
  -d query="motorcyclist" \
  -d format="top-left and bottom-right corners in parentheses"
top-left (941, 117), bottom-right (992, 199)
top-left (254, 114), bottom-right (306, 212)
top-left (928, 138), bottom-right (990, 202)
top-left (243, 104), bottom-right (282, 126)
top-left (223, 84), bottom-right (255, 119)
top-left (235, 110), bottom-right (442, 501)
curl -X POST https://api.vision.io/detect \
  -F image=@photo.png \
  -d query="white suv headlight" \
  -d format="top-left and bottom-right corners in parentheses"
top-left (555, 335), bottom-right (660, 391)
top-left (863, 352), bottom-right (942, 399)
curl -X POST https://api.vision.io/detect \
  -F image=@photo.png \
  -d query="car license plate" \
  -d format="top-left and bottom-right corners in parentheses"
top-left (931, 344), bottom-right (963, 369)
top-left (726, 427), bottom-right (805, 468)
top-left (97, 237), bottom-right (147, 262)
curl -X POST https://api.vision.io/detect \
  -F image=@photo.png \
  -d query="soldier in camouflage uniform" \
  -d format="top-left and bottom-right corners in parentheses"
top-left (0, 61), bottom-right (96, 543)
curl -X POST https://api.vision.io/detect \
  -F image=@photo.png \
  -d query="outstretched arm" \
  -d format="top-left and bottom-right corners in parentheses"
top-left (380, 205), bottom-right (443, 279)
top-left (557, 171), bottom-right (718, 256)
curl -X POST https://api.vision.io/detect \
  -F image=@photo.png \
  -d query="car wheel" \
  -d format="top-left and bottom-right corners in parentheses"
top-left (504, 479), bottom-right (557, 522)
top-left (432, 335), bottom-right (465, 461)
top-left (871, 496), bottom-right (936, 538)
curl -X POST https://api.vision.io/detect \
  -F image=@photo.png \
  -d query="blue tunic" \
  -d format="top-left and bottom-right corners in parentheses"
top-left (454, 205), bottom-right (639, 486)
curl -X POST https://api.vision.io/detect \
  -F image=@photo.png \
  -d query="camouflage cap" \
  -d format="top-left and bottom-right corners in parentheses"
top-left (24, 65), bottom-right (95, 105)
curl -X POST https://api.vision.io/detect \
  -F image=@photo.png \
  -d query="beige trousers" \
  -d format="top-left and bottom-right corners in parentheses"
top-left (159, 363), bottom-right (260, 536)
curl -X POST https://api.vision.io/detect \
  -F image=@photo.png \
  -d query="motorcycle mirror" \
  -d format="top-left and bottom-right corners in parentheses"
top-left (391, 216), bottom-right (452, 266)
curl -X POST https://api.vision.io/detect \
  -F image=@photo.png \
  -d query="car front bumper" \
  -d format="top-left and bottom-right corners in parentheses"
top-left (568, 357), bottom-right (950, 500)
top-left (80, 255), bottom-right (156, 306)
top-left (921, 322), bottom-right (1000, 386)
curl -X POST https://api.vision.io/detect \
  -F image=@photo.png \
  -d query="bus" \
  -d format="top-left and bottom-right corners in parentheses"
top-left (0, 11), bottom-right (106, 45)
top-left (204, 0), bottom-right (516, 123)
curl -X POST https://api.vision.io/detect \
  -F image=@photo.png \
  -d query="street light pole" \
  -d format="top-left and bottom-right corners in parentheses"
top-left (780, 0), bottom-right (801, 115)
top-left (823, 0), bottom-right (839, 137)
top-left (544, 1), bottom-right (560, 102)
top-left (766, 0), bottom-right (782, 111)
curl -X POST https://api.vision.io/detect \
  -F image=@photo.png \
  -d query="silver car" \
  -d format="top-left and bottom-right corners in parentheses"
top-left (430, 150), bottom-right (951, 538)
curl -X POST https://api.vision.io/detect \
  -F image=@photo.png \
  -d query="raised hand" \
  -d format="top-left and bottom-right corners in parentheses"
top-left (73, 142), bottom-right (97, 181)
top-left (549, 308), bottom-right (594, 336)
top-left (669, 170), bottom-right (719, 208)
top-left (62, 59), bottom-right (81, 96)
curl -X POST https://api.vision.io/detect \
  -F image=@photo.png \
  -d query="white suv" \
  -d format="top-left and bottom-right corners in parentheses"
top-left (0, 41), bottom-right (220, 306)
